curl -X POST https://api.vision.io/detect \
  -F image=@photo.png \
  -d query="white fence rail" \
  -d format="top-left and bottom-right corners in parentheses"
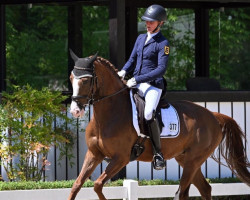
top-left (0, 180), bottom-right (250, 200)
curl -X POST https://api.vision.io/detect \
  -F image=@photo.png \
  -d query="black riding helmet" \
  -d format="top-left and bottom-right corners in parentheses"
top-left (141, 4), bottom-right (166, 22)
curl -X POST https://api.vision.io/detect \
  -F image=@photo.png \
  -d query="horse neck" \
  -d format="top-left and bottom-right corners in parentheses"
top-left (92, 62), bottom-right (134, 142)
top-left (92, 62), bottom-right (130, 123)
top-left (94, 61), bottom-right (126, 99)
top-left (92, 62), bottom-right (129, 113)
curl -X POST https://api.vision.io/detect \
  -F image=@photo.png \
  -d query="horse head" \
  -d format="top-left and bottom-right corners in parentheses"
top-left (69, 49), bottom-right (98, 118)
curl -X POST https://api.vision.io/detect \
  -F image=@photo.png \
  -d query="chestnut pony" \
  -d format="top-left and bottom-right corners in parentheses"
top-left (67, 52), bottom-right (250, 200)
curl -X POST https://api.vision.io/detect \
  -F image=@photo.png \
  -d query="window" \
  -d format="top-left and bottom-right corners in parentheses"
top-left (209, 7), bottom-right (250, 90)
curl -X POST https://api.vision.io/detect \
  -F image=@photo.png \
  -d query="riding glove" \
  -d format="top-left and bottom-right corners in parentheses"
top-left (117, 70), bottom-right (126, 79)
top-left (126, 77), bottom-right (137, 88)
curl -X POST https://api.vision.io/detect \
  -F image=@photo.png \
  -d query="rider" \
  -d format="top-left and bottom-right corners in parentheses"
top-left (118, 4), bottom-right (169, 170)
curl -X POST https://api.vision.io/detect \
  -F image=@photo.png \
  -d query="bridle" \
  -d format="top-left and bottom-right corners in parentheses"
top-left (71, 64), bottom-right (127, 110)
top-left (71, 71), bottom-right (96, 110)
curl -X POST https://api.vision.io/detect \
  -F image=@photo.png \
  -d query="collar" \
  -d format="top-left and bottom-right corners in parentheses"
top-left (147, 31), bottom-right (158, 38)
top-left (143, 31), bottom-right (162, 45)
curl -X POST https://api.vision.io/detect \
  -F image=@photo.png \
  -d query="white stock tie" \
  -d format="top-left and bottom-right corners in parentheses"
top-left (145, 34), bottom-right (152, 44)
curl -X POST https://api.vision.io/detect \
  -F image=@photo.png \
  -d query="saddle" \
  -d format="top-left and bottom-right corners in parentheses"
top-left (131, 88), bottom-right (169, 137)
top-left (129, 87), bottom-right (169, 161)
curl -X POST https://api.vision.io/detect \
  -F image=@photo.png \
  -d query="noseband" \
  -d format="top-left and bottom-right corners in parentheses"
top-left (71, 65), bottom-right (127, 110)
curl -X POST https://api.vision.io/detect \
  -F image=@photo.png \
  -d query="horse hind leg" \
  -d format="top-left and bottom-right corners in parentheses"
top-left (67, 150), bottom-right (104, 200)
top-left (175, 154), bottom-right (211, 200)
top-left (174, 163), bottom-right (199, 200)
top-left (192, 168), bottom-right (212, 200)
top-left (174, 169), bottom-right (211, 200)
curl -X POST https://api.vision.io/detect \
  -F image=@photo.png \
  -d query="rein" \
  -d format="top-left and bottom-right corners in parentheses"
top-left (92, 86), bottom-right (127, 104)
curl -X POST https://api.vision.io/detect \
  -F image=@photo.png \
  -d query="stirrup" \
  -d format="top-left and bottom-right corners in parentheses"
top-left (153, 153), bottom-right (165, 170)
top-left (103, 157), bottom-right (111, 163)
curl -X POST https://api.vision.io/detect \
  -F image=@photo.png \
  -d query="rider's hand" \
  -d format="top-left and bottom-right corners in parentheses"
top-left (126, 77), bottom-right (137, 88)
top-left (117, 70), bottom-right (126, 79)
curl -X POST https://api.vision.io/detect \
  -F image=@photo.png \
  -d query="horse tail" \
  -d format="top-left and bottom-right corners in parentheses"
top-left (212, 112), bottom-right (250, 186)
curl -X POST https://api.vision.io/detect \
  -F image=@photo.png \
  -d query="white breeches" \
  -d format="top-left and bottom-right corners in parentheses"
top-left (136, 82), bottom-right (162, 121)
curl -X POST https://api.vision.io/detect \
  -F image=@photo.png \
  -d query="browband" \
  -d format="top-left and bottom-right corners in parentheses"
top-left (72, 71), bottom-right (93, 79)
top-left (74, 66), bottom-right (94, 71)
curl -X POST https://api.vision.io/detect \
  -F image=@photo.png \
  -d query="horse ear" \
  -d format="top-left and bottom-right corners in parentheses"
top-left (90, 52), bottom-right (98, 63)
top-left (69, 49), bottom-right (79, 62)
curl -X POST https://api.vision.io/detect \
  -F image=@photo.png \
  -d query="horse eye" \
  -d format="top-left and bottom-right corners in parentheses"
top-left (81, 78), bottom-right (91, 85)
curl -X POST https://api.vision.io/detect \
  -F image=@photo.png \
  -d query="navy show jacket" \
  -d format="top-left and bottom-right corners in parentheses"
top-left (122, 31), bottom-right (169, 89)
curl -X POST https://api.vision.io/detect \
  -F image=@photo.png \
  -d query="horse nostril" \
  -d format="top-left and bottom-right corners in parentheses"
top-left (75, 110), bottom-right (80, 114)
top-left (70, 108), bottom-right (79, 115)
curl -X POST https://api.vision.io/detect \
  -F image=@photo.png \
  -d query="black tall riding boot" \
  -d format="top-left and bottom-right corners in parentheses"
top-left (147, 118), bottom-right (165, 170)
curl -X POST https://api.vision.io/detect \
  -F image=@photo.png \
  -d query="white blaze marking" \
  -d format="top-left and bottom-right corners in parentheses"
top-left (70, 77), bottom-right (84, 118)
top-left (72, 77), bottom-right (80, 97)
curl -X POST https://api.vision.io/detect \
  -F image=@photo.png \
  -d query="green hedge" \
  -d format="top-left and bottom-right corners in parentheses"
top-left (0, 177), bottom-right (242, 191)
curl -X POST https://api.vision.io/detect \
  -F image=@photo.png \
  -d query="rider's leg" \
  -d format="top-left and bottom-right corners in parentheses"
top-left (143, 85), bottom-right (165, 170)
top-left (144, 85), bottom-right (162, 120)
top-left (136, 83), bottom-right (162, 120)
top-left (147, 116), bottom-right (165, 170)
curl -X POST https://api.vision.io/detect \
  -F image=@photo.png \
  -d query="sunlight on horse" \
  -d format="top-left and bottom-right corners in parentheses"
top-left (67, 50), bottom-right (250, 200)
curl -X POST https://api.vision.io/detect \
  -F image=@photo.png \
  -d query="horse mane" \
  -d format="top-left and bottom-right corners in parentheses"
top-left (96, 56), bottom-right (118, 73)
top-left (96, 56), bottom-right (126, 85)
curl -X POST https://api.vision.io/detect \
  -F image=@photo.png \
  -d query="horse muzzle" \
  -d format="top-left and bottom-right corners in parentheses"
top-left (70, 101), bottom-right (85, 118)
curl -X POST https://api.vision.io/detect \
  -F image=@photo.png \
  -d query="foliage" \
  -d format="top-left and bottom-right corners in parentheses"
top-left (163, 9), bottom-right (195, 90)
top-left (206, 177), bottom-right (241, 183)
top-left (0, 85), bottom-right (75, 181)
top-left (0, 179), bottom-right (88, 190)
top-left (5, 5), bottom-right (250, 91)
top-left (6, 5), bottom-right (68, 91)
top-left (0, 177), bottom-right (243, 190)
top-left (209, 8), bottom-right (250, 90)
top-left (5, 5), bottom-right (109, 91)
top-left (82, 6), bottom-right (109, 58)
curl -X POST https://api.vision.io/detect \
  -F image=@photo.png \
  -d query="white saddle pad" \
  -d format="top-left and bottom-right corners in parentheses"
top-left (130, 91), bottom-right (180, 138)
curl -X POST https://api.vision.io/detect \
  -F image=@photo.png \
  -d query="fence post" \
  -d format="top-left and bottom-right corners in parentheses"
top-left (123, 179), bottom-right (138, 200)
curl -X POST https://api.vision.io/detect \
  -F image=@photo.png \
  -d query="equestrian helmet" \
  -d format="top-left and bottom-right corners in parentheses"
top-left (141, 4), bottom-right (166, 22)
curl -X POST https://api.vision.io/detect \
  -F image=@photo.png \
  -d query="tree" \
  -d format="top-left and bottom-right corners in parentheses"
top-left (6, 5), bottom-right (68, 91)
top-left (209, 8), bottom-right (250, 90)
top-left (5, 5), bottom-right (250, 91)
top-left (82, 6), bottom-right (109, 58)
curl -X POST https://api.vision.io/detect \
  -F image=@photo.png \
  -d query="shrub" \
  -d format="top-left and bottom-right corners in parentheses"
top-left (0, 85), bottom-right (74, 181)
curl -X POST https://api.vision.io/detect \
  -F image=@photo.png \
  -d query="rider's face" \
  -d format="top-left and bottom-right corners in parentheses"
top-left (146, 21), bottom-right (160, 33)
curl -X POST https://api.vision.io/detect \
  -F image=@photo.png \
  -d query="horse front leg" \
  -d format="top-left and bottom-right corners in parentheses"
top-left (67, 149), bottom-right (104, 200)
top-left (93, 156), bottom-right (129, 200)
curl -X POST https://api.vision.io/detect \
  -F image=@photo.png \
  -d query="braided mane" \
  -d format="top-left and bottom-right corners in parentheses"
top-left (95, 56), bottom-right (126, 85)
top-left (96, 56), bottom-right (118, 74)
